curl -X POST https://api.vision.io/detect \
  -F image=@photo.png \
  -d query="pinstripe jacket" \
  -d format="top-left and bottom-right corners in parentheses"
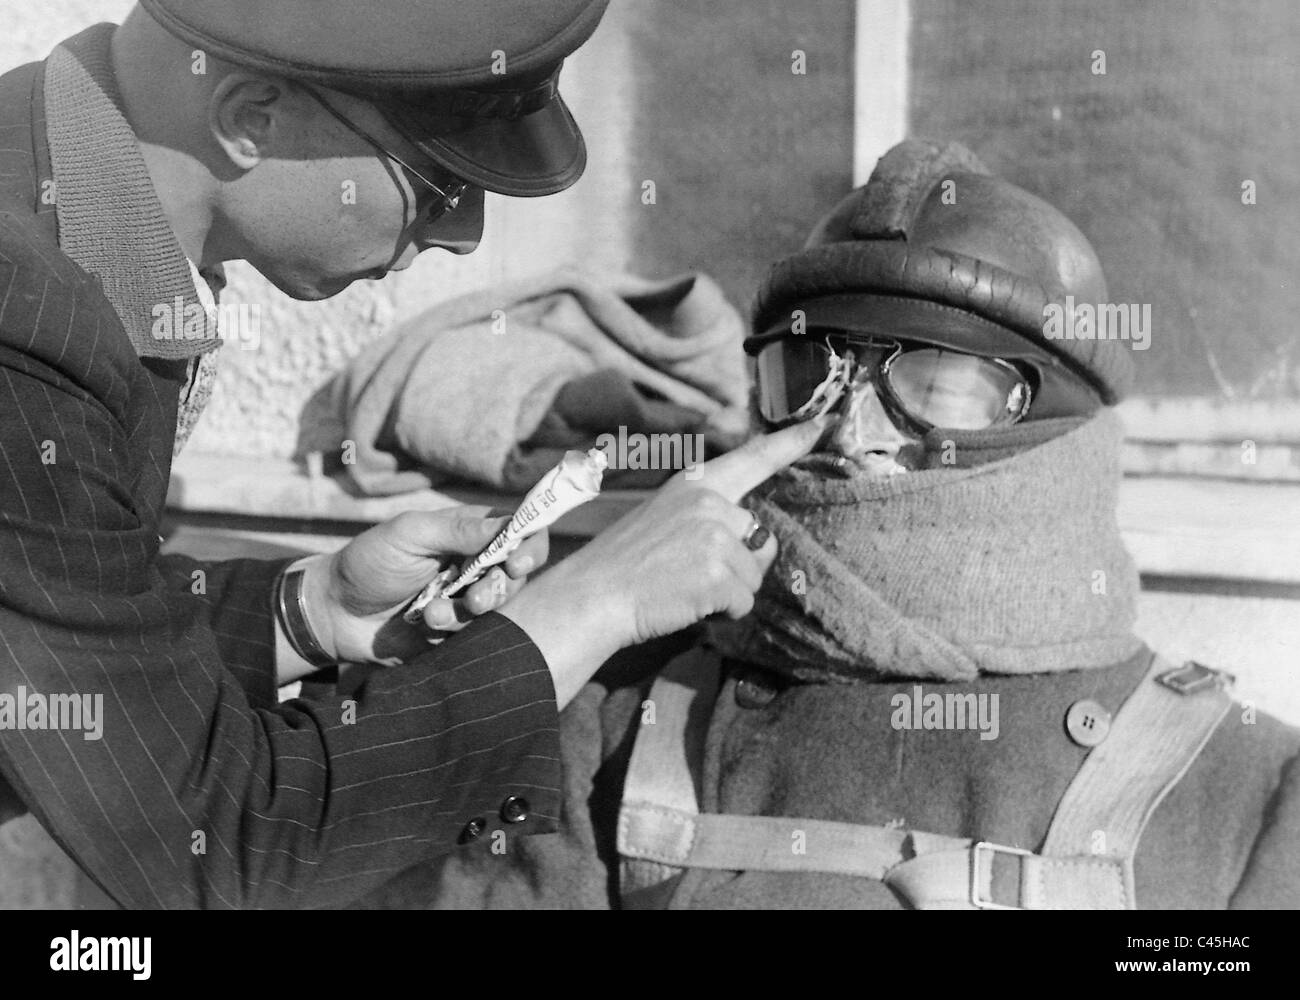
top-left (0, 35), bottom-right (562, 908)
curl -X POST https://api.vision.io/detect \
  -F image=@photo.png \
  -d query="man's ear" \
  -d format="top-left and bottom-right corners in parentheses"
top-left (209, 74), bottom-right (291, 170)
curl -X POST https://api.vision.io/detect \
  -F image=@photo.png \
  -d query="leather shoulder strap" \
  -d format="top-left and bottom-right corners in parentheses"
top-left (617, 650), bottom-right (1234, 910)
top-left (617, 646), bottom-right (719, 906)
top-left (888, 653), bottom-right (1234, 909)
top-left (1039, 653), bottom-right (1235, 897)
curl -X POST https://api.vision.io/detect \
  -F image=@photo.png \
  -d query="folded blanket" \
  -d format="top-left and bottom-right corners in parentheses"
top-left (329, 268), bottom-right (750, 494)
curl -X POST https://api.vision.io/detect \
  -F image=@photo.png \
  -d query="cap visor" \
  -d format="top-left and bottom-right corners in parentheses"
top-left (384, 94), bottom-right (587, 197)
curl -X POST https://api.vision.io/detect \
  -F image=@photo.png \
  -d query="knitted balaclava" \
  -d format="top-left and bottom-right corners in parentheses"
top-left (711, 140), bottom-right (1143, 682)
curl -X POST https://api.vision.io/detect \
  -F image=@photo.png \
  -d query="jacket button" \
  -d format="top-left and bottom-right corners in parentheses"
top-left (734, 669), bottom-right (778, 709)
top-left (500, 795), bottom-right (530, 824)
top-left (1064, 699), bottom-right (1112, 748)
top-left (458, 816), bottom-right (487, 844)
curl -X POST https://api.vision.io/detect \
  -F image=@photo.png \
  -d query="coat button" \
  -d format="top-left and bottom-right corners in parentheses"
top-left (458, 816), bottom-right (487, 844)
top-left (1064, 699), bottom-right (1112, 748)
top-left (734, 670), bottom-right (778, 709)
top-left (500, 795), bottom-right (530, 824)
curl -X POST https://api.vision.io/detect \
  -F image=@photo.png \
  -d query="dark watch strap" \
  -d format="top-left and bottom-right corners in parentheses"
top-left (275, 565), bottom-right (336, 669)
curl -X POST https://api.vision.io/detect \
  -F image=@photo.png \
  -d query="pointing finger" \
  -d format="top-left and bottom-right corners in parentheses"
top-left (690, 414), bottom-right (831, 503)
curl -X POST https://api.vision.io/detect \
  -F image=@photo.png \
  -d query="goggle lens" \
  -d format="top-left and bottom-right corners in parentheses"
top-left (886, 348), bottom-right (1029, 430)
top-left (755, 339), bottom-right (835, 425)
top-left (754, 338), bottom-right (1031, 431)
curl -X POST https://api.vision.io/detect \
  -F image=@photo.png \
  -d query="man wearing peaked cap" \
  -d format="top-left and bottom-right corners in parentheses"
top-left (114, 0), bottom-right (610, 305)
top-left (136, 0), bottom-right (607, 196)
top-left (0, 2), bottom-right (822, 908)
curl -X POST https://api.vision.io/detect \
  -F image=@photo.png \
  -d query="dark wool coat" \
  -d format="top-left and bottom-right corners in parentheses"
top-left (369, 632), bottom-right (1300, 909)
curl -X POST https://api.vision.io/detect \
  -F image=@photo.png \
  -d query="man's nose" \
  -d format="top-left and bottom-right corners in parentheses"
top-left (829, 377), bottom-right (911, 458)
top-left (419, 185), bottom-right (485, 255)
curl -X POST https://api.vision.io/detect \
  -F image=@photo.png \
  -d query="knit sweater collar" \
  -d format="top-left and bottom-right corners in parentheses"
top-left (43, 23), bottom-right (221, 360)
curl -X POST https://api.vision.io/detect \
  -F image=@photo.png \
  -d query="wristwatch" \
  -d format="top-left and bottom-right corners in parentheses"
top-left (274, 562), bottom-right (336, 669)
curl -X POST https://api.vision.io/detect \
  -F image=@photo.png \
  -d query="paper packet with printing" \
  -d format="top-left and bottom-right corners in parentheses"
top-left (402, 448), bottom-right (608, 625)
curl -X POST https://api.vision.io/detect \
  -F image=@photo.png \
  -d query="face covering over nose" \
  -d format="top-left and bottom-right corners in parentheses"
top-left (828, 369), bottom-right (918, 477)
top-left (709, 409), bottom-right (1142, 683)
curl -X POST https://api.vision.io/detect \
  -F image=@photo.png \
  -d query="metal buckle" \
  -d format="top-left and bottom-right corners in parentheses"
top-left (970, 841), bottom-right (1032, 910)
top-left (1156, 661), bottom-right (1235, 696)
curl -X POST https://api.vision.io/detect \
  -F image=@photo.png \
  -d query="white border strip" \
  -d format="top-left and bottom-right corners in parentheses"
top-left (854, 0), bottom-right (911, 185)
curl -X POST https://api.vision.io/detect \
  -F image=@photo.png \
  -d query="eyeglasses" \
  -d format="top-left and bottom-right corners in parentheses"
top-left (753, 333), bottom-right (1034, 434)
top-left (302, 85), bottom-right (468, 226)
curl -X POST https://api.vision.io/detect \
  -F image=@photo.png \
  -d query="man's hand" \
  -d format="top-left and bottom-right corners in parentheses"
top-left (500, 415), bottom-right (829, 706)
top-left (294, 507), bottom-right (550, 668)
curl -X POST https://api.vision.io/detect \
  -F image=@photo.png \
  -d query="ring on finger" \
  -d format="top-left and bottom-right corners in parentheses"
top-left (742, 515), bottom-right (771, 552)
